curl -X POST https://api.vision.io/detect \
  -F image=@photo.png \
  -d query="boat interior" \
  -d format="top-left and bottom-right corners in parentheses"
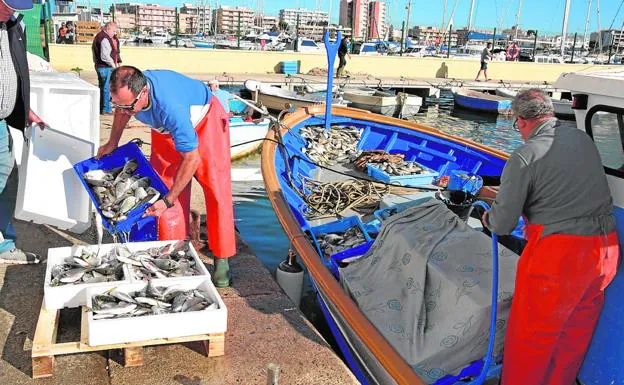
top-left (268, 108), bottom-right (530, 384)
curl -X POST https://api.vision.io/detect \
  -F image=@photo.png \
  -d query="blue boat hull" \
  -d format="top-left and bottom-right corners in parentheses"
top-left (453, 92), bottom-right (512, 115)
top-left (192, 41), bottom-right (215, 49)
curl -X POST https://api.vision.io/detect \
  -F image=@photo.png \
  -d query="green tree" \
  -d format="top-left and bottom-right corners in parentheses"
top-left (278, 21), bottom-right (288, 31)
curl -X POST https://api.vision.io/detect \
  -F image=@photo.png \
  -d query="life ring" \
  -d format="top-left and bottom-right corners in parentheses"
top-left (506, 44), bottom-right (519, 60)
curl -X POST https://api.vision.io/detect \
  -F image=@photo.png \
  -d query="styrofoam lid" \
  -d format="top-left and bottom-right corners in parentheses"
top-left (15, 125), bottom-right (94, 233)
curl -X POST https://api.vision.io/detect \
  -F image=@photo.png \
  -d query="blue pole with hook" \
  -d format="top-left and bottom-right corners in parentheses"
top-left (323, 31), bottom-right (342, 130)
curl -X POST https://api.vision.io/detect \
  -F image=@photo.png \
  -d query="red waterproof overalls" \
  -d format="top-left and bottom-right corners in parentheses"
top-left (149, 99), bottom-right (236, 259)
top-left (501, 223), bottom-right (619, 385)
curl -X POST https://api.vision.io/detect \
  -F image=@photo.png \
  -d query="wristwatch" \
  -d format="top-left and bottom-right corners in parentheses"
top-left (163, 197), bottom-right (174, 208)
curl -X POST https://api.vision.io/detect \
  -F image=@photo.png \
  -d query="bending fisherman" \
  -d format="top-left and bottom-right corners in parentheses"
top-left (97, 66), bottom-right (236, 287)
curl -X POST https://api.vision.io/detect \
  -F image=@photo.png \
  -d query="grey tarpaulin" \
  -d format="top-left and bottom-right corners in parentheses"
top-left (340, 198), bottom-right (519, 383)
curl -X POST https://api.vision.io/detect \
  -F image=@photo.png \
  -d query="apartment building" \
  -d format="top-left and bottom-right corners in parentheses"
top-left (180, 3), bottom-right (212, 34)
top-left (256, 15), bottom-right (278, 30)
top-left (136, 4), bottom-right (175, 32)
top-left (214, 6), bottom-right (254, 35)
top-left (367, 1), bottom-right (386, 39)
top-left (339, 0), bottom-right (368, 39)
top-left (278, 8), bottom-right (329, 28)
top-left (113, 3), bottom-right (175, 32)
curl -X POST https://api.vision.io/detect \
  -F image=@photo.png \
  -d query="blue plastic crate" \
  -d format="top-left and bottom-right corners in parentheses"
top-left (280, 61), bottom-right (299, 75)
top-left (73, 142), bottom-right (169, 240)
top-left (433, 169), bottom-right (484, 195)
top-left (367, 162), bottom-right (439, 187)
top-left (328, 240), bottom-right (374, 278)
top-left (373, 200), bottom-right (425, 224)
top-left (307, 216), bottom-right (373, 260)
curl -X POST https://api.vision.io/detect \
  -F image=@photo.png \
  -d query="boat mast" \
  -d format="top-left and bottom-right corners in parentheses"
top-left (560, 0), bottom-right (571, 56)
top-left (406, 0), bottom-right (412, 43)
top-left (597, 0), bottom-right (602, 53)
top-left (583, 0), bottom-right (593, 52)
top-left (441, 0), bottom-right (447, 31)
top-left (514, 0), bottom-right (523, 40)
top-left (467, 0), bottom-right (475, 32)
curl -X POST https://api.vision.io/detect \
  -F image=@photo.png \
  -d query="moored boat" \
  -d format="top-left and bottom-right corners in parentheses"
top-left (452, 87), bottom-right (512, 115)
top-left (495, 88), bottom-right (574, 120)
top-left (190, 39), bottom-right (215, 49)
top-left (228, 97), bottom-right (270, 160)
top-left (245, 80), bottom-right (349, 112)
top-left (229, 117), bottom-right (270, 160)
top-left (261, 104), bottom-right (513, 384)
top-left (342, 88), bottom-right (423, 117)
top-left (553, 68), bottom-right (624, 385)
top-left (261, 68), bottom-right (624, 384)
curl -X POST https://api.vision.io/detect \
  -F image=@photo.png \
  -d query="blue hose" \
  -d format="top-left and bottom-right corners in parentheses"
top-left (472, 233), bottom-right (499, 384)
top-left (466, 199), bottom-right (499, 384)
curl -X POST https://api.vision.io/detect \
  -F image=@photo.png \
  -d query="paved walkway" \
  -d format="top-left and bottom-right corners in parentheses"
top-left (0, 114), bottom-right (358, 384)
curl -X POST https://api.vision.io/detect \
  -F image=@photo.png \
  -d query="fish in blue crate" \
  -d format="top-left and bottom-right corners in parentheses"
top-left (355, 149), bottom-right (428, 176)
top-left (316, 225), bottom-right (368, 260)
top-left (82, 159), bottom-right (161, 223)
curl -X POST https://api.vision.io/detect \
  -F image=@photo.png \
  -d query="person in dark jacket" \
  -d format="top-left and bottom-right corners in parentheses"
top-left (92, 22), bottom-right (120, 115)
top-left (336, 35), bottom-right (351, 78)
top-left (0, 0), bottom-right (46, 264)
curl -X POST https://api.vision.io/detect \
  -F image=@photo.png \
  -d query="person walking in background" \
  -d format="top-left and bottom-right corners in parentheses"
top-left (56, 22), bottom-right (67, 44)
top-left (336, 35), bottom-right (351, 78)
top-left (64, 21), bottom-right (74, 44)
top-left (92, 22), bottom-right (121, 115)
top-left (475, 42), bottom-right (493, 81)
top-left (0, 0), bottom-right (46, 264)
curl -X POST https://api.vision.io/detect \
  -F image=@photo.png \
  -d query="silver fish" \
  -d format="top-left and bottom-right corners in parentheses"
top-left (92, 302), bottom-right (137, 315)
top-left (110, 288), bottom-right (136, 304)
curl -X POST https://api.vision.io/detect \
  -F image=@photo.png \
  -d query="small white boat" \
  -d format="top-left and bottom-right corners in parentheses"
top-left (244, 80), bottom-right (349, 112)
top-left (229, 116), bottom-right (271, 160)
top-left (343, 88), bottom-right (423, 117)
top-left (495, 88), bottom-right (574, 120)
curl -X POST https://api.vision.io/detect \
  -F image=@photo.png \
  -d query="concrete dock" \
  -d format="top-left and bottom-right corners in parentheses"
top-left (49, 44), bottom-right (616, 84)
top-left (0, 113), bottom-right (359, 384)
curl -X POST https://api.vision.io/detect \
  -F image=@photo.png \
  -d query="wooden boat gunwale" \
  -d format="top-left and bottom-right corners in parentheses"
top-left (261, 104), bottom-right (509, 385)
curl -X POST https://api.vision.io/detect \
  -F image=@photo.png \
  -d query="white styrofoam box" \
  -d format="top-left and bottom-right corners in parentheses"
top-left (125, 240), bottom-right (211, 283)
top-left (86, 278), bottom-right (227, 346)
top-left (15, 126), bottom-right (94, 233)
top-left (44, 244), bottom-right (132, 310)
top-left (29, 72), bottom-right (100, 151)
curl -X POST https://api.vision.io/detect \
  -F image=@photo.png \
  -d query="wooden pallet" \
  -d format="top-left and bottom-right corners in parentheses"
top-left (31, 304), bottom-right (225, 379)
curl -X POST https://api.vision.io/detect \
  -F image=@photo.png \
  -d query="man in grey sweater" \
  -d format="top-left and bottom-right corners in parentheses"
top-left (92, 22), bottom-right (120, 115)
top-left (484, 89), bottom-right (619, 385)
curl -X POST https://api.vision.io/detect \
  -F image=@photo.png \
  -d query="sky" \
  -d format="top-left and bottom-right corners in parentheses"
top-left (90, 0), bottom-right (624, 36)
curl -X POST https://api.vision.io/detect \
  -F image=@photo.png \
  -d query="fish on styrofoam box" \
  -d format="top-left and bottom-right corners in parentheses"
top-left (44, 240), bottom-right (210, 310)
top-left (44, 244), bottom-right (132, 310)
top-left (123, 240), bottom-right (211, 283)
top-left (85, 278), bottom-right (227, 346)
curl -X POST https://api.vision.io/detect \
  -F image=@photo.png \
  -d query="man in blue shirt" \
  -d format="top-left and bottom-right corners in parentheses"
top-left (97, 66), bottom-right (236, 287)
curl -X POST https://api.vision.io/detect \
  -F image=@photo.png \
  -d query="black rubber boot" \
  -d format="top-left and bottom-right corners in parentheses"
top-left (212, 257), bottom-right (230, 288)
